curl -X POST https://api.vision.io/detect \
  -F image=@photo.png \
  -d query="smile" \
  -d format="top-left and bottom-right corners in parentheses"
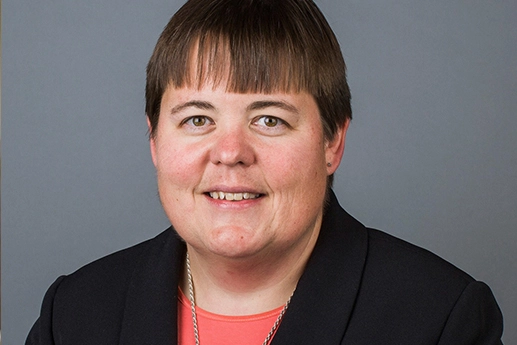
top-left (208, 192), bottom-right (261, 201)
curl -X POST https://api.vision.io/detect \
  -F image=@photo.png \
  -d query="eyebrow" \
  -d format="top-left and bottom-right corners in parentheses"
top-left (170, 101), bottom-right (215, 115)
top-left (246, 101), bottom-right (299, 114)
top-left (169, 99), bottom-right (299, 115)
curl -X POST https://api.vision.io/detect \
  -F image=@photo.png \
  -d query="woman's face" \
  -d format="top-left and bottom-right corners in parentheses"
top-left (150, 84), bottom-right (347, 259)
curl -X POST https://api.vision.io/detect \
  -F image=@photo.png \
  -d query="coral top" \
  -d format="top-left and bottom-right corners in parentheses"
top-left (178, 288), bottom-right (285, 345)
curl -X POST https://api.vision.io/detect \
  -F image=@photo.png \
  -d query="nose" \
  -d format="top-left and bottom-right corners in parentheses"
top-left (209, 128), bottom-right (256, 166)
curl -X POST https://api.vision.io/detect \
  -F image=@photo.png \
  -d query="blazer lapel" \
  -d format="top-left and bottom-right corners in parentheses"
top-left (118, 228), bottom-right (186, 345)
top-left (271, 192), bottom-right (368, 345)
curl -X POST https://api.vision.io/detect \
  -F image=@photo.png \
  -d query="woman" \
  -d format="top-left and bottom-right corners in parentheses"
top-left (27, 0), bottom-right (503, 344)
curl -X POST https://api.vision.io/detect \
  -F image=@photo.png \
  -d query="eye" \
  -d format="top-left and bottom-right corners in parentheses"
top-left (185, 116), bottom-right (209, 127)
top-left (179, 116), bottom-right (215, 134)
top-left (255, 116), bottom-right (284, 128)
top-left (252, 116), bottom-right (291, 136)
top-left (180, 116), bottom-right (214, 128)
top-left (262, 116), bottom-right (278, 127)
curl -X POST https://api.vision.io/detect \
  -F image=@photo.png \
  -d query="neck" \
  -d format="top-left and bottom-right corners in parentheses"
top-left (181, 223), bottom-right (321, 315)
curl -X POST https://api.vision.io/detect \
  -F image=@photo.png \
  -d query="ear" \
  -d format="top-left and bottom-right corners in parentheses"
top-left (147, 117), bottom-right (158, 168)
top-left (325, 119), bottom-right (350, 175)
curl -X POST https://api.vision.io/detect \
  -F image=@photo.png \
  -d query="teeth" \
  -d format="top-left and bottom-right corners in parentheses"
top-left (209, 192), bottom-right (260, 201)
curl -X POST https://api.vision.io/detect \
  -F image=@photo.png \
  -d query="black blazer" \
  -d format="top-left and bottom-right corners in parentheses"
top-left (27, 193), bottom-right (503, 344)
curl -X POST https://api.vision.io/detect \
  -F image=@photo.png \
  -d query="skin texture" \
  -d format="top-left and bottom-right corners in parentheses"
top-left (149, 83), bottom-right (348, 314)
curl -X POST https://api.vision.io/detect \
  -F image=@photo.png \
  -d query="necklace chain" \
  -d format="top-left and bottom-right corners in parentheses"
top-left (185, 252), bottom-right (293, 345)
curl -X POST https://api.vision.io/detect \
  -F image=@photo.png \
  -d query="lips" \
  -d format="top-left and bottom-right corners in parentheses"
top-left (208, 191), bottom-right (261, 201)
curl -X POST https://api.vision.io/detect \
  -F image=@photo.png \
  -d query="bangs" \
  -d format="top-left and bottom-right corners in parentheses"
top-left (167, 28), bottom-right (320, 96)
top-left (150, 0), bottom-right (344, 96)
top-left (180, 32), bottom-right (307, 94)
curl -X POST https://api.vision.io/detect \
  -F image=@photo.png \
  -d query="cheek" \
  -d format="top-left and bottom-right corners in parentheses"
top-left (261, 139), bottom-right (327, 189)
top-left (154, 140), bottom-right (205, 186)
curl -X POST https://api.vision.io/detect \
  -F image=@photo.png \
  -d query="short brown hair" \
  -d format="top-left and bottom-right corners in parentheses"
top-left (145, 0), bottom-right (352, 185)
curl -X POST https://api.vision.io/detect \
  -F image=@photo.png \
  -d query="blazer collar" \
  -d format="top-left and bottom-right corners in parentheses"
top-left (272, 192), bottom-right (368, 344)
top-left (118, 191), bottom-right (367, 345)
top-left (118, 228), bottom-right (186, 345)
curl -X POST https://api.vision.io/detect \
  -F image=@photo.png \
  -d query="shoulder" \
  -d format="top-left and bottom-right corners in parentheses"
top-left (325, 192), bottom-right (474, 289)
top-left (359, 227), bottom-right (475, 314)
top-left (323, 192), bottom-right (475, 296)
top-left (346, 228), bottom-right (503, 342)
top-left (365, 227), bottom-right (473, 286)
top-left (49, 228), bottom-right (178, 337)
top-left (54, 227), bottom-right (178, 301)
top-left (57, 229), bottom-right (164, 290)
top-left (26, 227), bottom-right (183, 344)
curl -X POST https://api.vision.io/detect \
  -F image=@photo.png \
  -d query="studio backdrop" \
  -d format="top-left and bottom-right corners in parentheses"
top-left (2, 1), bottom-right (516, 344)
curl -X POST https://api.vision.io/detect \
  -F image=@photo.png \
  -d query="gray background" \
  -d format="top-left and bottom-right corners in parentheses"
top-left (2, 1), bottom-right (516, 344)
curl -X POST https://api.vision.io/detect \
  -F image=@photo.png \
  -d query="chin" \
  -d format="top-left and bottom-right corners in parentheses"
top-left (203, 227), bottom-right (269, 259)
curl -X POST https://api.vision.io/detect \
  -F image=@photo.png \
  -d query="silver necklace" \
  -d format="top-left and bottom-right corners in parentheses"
top-left (185, 252), bottom-right (293, 345)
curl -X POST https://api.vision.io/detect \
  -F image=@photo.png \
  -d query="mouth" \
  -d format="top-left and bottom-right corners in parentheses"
top-left (207, 191), bottom-right (262, 201)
